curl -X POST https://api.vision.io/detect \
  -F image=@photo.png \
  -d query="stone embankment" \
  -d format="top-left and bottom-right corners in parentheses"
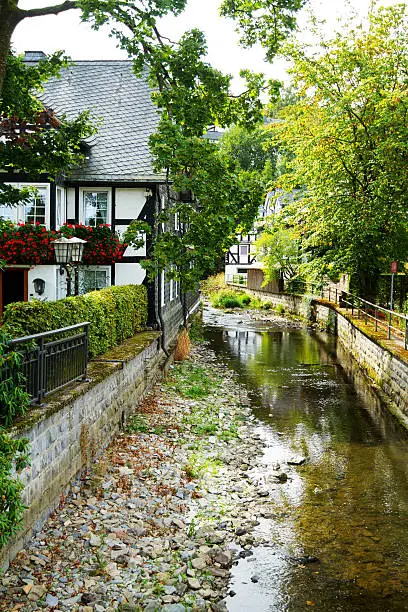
top-left (0, 340), bottom-right (292, 612)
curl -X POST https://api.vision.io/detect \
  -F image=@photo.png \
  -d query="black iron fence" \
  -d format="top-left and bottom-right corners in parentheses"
top-left (340, 292), bottom-right (408, 350)
top-left (4, 322), bottom-right (89, 405)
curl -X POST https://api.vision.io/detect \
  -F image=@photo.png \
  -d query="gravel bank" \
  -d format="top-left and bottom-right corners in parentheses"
top-left (0, 340), bottom-right (290, 612)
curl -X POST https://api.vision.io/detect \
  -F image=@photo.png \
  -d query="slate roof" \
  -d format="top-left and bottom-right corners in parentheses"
top-left (35, 60), bottom-right (163, 183)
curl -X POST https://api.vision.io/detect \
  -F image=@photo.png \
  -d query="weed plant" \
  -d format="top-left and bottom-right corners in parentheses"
top-left (126, 413), bottom-right (150, 434)
top-left (200, 272), bottom-right (227, 297)
top-left (167, 361), bottom-right (217, 399)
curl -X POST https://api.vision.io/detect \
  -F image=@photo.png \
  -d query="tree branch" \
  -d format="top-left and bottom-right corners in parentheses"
top-left (21, 1), bottom-right (78, 20)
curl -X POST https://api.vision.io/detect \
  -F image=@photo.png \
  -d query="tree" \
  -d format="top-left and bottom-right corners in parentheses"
top-left (0, 1), bottom-right (189, 95)
top-left (270, 4), bottom-right (408, 297)
top-left (1, 0), bottom-right (306, 290)
top-left (219, 123), bottom-right (278, 179)
top-left (254, 225), bottom-right (299, 284)
top-left (220, 0), bottom-right (308, 61)
top-left (1, 52), bottom-right (94, 207)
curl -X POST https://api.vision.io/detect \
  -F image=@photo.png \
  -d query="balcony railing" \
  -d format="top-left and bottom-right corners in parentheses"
top-left (3, 322), bottom-right (89, 405)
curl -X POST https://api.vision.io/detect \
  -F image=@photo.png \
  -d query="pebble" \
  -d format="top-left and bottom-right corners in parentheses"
top-left (0, 341), bottom-right (289, 611)
top-left (187, 577), bottom-right (201, 590)
top-left (45, 593), bottom-right (59, 607)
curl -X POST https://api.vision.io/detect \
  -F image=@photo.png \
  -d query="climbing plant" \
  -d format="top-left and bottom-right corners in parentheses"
top-left (0, 328), bottom-right (30, 549)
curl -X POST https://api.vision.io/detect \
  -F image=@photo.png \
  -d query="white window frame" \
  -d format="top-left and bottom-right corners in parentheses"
top-left (161, 271), bottom-right (166, 307)
top-left (5, 183), bottom-right (51, 227)
top-left (56, 187), bottom-right (67, 229)
top-left (79, 266), bottom-right (111, 294)
top-left (22, 184), bottom-right (49, 226)
top-left (80, 188), bottom-right (111, 226)
top-left (174, 212), bottom-right (180, 231)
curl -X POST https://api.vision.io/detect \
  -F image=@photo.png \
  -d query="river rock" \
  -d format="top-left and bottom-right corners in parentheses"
top-left (192, 557), bottom-right (207, 570)
top-left (287, 456), bottom-right (307, 466)
top-left (27, 584), bottom-right (46, 601)
top-left (187, 577), bottom-right (201, 590)
top-left (213, 551), bottom-right (232, 567)
top-left (45, 593), bottom-right (59, 608)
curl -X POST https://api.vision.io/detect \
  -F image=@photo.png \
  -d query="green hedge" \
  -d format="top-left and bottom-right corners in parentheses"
top-left (2, 285), bottom-right (148, 358)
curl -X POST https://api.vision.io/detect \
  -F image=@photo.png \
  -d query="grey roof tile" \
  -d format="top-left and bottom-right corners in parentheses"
top-left (38, 60), bottom-right (163, 182)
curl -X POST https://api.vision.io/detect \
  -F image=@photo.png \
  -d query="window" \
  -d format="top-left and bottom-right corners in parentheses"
top-left (83, 191), bottom-right (109, 226)
top-left (0, 204), bottom-right (16, 222)
top-left (24, 187), bottom-right (47, 225)
top-left (56, 187), bottom-right (66, 228)
top-left (240, 245), bottom-right (249, 257)
top-left (174, 212), bottom-right (180, 231)
top-left (79, 267), bottom-right (110, 294)
top-left (161, 271), bottom-right (166, 307)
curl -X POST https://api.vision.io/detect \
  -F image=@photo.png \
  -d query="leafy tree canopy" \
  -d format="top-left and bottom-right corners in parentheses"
top-left (220, 0), bottom-right (308, 61)
top-left (255, 224), bottom-right (299, 283)
top-left (270, 4), bottom-right (408, 297)
top-left (219, 123), bottom-right (278, 178)
top-left (0, 0), bottom-right (305, 289)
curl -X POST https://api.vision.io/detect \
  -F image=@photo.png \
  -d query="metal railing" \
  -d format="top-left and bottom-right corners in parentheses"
top-left (4, 322), bottom-right (90, 405)
top-left (225, 273), bottom-right (248, 286)
top-left (292, 284), bottom-right (408, 348)
top-left (340, 292), bottom-right (408, 350)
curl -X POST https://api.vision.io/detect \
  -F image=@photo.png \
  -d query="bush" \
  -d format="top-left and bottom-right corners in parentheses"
top-left (201, 273), bottom-right (226, 297)
top-left (0, 329), bottom-right (31, 551)
top-left (0, 330), bottom-right (31, 427)
top-left (211, 290), bottom-right (242, 309)
top-left (241, 295), bottom-right (252, 306)
top-left (0, 432), bottom-right (30, 550)
top-left (2, 285), bottom-right (148, 358)
top-left (276, 303), bottom-right (286, 315)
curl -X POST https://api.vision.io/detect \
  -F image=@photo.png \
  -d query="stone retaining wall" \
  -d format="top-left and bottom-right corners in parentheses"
top-left (241, 287), bottom-right (408, 427)
top-left (2, 331), bottom-right (168, 568)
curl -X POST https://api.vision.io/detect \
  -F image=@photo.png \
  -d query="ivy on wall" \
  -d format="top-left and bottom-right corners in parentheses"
top-left (0, 329), bottom-right (30, 550)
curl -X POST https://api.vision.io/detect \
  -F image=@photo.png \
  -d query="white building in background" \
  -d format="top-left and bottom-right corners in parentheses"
top-left (225, 189), bottom-right (299, 282)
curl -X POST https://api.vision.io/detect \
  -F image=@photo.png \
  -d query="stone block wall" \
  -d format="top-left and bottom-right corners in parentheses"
top-left (3, 332), bottom-right (166, 567)
top-left (336, 316), bottom-right (408, 427)
top-left (243, 287), bottom-right (408, 427)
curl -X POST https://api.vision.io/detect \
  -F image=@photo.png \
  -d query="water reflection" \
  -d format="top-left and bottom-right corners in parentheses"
top-left (203, 309), bottom-right (408, 611)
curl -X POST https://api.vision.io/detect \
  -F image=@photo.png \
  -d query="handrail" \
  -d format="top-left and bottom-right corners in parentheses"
top-left (8, 322), bottom-right (90, 346)
top-left (341, 291), bottom-right (408, 350)
top-left (3, 322), bottom-right (90, 404)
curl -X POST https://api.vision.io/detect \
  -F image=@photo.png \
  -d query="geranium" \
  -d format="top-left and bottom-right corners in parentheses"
top-left (60, 223), bottom-right (126, 265)
top-left (0, 221), bottom-right (126, 266)
top-left (0, 220), bottom-right (56, 265)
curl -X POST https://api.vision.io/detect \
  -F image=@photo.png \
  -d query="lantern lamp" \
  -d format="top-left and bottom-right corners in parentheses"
top-left (53, 236), bottom-right (87, 296)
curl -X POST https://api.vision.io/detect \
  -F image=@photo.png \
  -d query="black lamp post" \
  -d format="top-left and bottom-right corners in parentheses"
top-left (53, 236), bottom-right (87, 296)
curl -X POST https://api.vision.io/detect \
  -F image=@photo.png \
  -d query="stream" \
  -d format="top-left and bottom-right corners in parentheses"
top-left (202, 308), bottom-right (408, 611)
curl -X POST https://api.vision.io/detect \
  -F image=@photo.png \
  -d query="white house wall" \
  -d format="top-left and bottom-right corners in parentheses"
top-left (116, 225), bottom-right (146, 257)
top-left (115, 262), bottom-right (146, 285)
top-left (115, 188), bottom-right (146, 219)
top-left (28, 265), bottom-right (60, 301)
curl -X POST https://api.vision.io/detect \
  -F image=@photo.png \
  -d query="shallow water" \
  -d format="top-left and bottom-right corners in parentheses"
top-left (203, 308), bottom-right (408, 611)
